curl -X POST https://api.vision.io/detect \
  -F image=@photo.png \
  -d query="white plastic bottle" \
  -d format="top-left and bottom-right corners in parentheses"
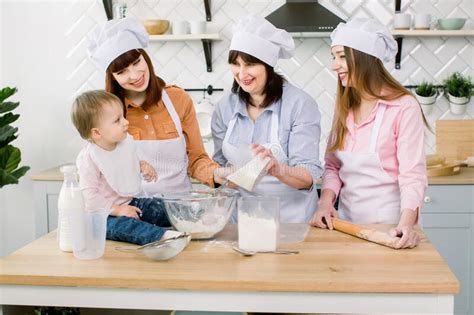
top-left (57, 165), bottom-right (84, 252)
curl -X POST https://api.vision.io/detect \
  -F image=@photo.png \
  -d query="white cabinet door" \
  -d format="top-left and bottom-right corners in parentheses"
top-left (34, 181), bottom-right (62, 238)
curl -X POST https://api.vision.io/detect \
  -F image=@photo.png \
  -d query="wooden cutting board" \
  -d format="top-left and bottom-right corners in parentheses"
top-left (436, 120), bottom-right (474, 162)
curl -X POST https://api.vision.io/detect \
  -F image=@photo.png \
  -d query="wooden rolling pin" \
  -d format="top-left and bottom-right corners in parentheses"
top-left (332, 218), bottom-right (401, 249)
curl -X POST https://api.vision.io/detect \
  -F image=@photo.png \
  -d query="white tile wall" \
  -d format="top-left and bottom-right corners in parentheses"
top-left (72, 0), bottom-right (473, 158)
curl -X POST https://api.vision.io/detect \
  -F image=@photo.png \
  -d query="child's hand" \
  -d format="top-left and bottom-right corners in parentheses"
top-left (110, 204), bottom-right (142, 219)
top-left (140, 160), bottom-right (158, 182)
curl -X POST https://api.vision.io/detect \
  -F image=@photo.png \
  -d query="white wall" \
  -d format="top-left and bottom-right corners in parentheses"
top-left (1, 0), bottom-right (473, 256)
top-left (0, 0), bottom-right (81, 255)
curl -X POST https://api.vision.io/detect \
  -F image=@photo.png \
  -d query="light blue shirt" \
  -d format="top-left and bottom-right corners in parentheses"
top-left (211, 83), bottom-right (323, 184)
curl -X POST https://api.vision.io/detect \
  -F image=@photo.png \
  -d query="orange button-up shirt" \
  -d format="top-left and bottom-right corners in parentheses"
top-left (125, 86), bottom-right (218, 187)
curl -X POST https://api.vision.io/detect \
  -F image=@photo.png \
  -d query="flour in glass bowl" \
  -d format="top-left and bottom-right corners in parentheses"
top-left (238, 211), bottom-right (278, 252)
top-left (172, 204), bottom-right (229, 239)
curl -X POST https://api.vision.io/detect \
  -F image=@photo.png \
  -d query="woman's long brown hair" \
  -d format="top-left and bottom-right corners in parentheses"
top-left (105, 49), bottom-right (165, 112)
top-left (327, 47), bottom-right (429, 152)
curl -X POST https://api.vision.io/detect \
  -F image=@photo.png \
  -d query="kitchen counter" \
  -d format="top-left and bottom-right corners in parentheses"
top-left (428, 166), bottom-right (474, 185)
top-left (31, 165), bottom-right (66, 181)
top-left (0, 224), bottom-right (459, 313)
top-left (31, 165), bottom-right (202, 183)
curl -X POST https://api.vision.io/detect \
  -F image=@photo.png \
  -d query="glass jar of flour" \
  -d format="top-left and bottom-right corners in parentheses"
top-left (237, 196), bottom-right (280, 252)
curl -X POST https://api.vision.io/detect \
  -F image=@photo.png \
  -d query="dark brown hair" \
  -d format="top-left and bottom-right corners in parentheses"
top-left (328, 47), bottom-right (429, 152)
top-left (228, 50), bottom-right (285, 108)
top-left (105, 49), bottom-right (165, 112)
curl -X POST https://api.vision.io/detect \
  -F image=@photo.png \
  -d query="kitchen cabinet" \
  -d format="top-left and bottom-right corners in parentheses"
top-left (32, 167), bottom-right (64, 238)
top-left (422, 184), bottom-right (474, 315)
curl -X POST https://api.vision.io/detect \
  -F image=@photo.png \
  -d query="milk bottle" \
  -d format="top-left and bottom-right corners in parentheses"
top-left (57, 165), bottom-right (84, 252)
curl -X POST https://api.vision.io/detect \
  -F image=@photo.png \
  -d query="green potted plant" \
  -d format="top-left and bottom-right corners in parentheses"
top-left (0, 87), bottom-right (30, 188)
top-left (443, 72), bottom-right (473, 115)
top-left (414, 81), bottom-right (437, 114)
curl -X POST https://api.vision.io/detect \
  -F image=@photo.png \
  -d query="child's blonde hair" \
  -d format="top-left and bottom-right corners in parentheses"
top-left (71, 90), bottom-right (123, 140)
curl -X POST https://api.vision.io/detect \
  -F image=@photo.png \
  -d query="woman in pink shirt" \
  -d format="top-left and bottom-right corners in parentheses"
top-left (310, 18), bottom-right (428, 249)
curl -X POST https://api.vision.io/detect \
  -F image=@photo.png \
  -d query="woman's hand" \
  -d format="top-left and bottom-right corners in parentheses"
top-left (310, 200), bottom-right (338, 229)
top-left (250, 144), bottom-right (281, 176)
top-left (110, 204), bottom-right (142, 219)
top-left (390, 208), bottom-right (420, 249)
top-left (140, 160), bottom-right (157, 182)
top-left (389, 225), bottom-right (421, 249)
top-left (213, 166), bottom-right (237, 188)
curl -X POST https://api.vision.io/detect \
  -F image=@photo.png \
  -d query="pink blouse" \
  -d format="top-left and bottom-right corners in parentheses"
top-left (322, 95), bottom-right (427, 212)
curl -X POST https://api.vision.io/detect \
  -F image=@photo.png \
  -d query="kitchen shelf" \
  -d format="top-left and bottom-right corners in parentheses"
top-left (290, 32), bottom-right (332, 37)
top-left (393, 29), bottom-right (474, 69)
top-left (149, 34), bottom-right (220, 41)
top-left (149, 34), bottom-right (221, 72)
top-left (392, 30), bottom-right (474, 36)
top-left (290, 30), bottom-right (473, 38)
top-left (290, 29), bottom-right (473, 70)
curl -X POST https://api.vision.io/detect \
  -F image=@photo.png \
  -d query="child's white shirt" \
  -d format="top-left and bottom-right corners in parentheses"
top-left (76, 135), bottom-right (141, 212)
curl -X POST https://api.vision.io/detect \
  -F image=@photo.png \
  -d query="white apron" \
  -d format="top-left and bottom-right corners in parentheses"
top-left (88, 134), bottom-right (141, 197)
top-left (135, 90), bottom-right (192, 196)
top-left (222, 108), bottom-right (319, 223)
top-left (337, 104), bottom-right (401, 224)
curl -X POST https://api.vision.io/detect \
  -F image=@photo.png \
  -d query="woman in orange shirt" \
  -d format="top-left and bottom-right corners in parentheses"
top-left (88, 17), bottom-right (220, 196)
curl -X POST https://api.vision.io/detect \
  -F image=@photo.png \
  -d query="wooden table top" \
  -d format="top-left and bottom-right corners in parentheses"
top-left (0, 224), bottom-right (459, 294)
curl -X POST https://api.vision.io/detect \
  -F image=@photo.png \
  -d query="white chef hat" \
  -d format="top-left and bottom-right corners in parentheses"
top-left (87, 17), bottom-right (149, 71)
top-left (330, 18), bottom-right (397, 63)
top-left (229, 15), bottom-right (295, 67)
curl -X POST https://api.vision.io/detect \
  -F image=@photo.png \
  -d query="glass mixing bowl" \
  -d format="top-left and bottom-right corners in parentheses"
top-left (159, 189), bottom-right (238, 239)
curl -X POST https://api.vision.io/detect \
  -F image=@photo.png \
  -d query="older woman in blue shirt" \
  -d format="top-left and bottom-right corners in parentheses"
top-left (211, 15), bottom-right (322, 223)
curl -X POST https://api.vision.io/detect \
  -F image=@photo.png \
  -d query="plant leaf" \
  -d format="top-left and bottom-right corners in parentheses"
top-left (0, 145), bottom-right (20, 172)
top-left (0, 113), bottom-right (19, 128)
top-left (0, 87), bottom-right (17, 103)
top-left (0, 169), bottom-right (19, 188)
top-left (0, 135), bottom-right (17, 148)
top-left (0, 125), bottom-right (17, 142)
top-left (11, 165), bottom-right (30, 179)
top-left (0, 101), bottom-right (19, 114)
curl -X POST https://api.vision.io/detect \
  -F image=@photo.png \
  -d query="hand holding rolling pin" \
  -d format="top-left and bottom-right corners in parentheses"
top-left (389, 225), bottom-right (420, 249)
top-left (310, 200), bottom-right (338, 230)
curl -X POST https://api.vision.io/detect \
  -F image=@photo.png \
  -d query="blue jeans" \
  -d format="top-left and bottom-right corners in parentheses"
top-left (106, 197), bottom-right (171, 245)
